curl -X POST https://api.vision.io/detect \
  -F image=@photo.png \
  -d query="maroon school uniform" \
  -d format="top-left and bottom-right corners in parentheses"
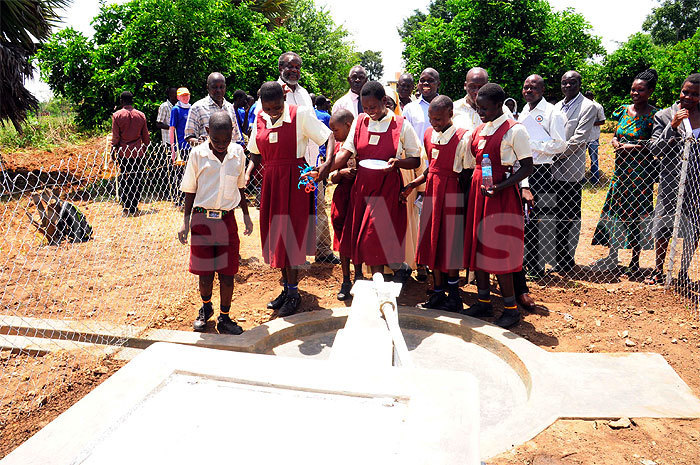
top-left (464, 120), bottom-right (524, 274)
top-left (416, 127), bottom-right (467, 272)
top-left (330, 141), bottom-right (353, 251)
top-left (256, 104), bottom-right (314, 268)
top-left (341, 114), bottom-right (407, 266)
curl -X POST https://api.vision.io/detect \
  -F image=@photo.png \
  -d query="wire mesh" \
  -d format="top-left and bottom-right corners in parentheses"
top-left (1, 129), bottom-right (699, 431)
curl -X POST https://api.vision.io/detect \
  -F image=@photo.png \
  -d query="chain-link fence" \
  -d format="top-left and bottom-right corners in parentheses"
top-left (1, 131), bottom-right (699, 432)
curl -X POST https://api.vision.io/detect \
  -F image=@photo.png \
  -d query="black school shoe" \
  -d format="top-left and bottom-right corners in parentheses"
top-left (337, 281), bottom-right (352, 301)
top-left (443, 293), bottom-right (464, 313)
top-left (461, 301), bottom-right (494, 317)
top-left (419, 291), bottom-right (446, 310)
top-left (278, 294), bottom-right (301, 317)
top-left (216, 315), bottom-right (244, 335)
top-left (494, 307), bottom-right (520, 329)
top-left (316, 253), bottom-right (341, 265)
top-left (267, 289), bottom-right (287, 310)
top-left (193, 305), bottom-right (214, 332)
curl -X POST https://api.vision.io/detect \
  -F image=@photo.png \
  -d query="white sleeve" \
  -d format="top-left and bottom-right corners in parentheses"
top-left (247, 113), bottom-right (260, 154)
top-left (400, 120), bottom-right (421, 158)
top-left (299, 106), bottom-right (331, 146)
top-left (462, 131), bottom-right (476, 169)
top-left (180, 150), bottom-right (198, 193)
top-left (342, 118), bottom-right (359, 155)
top-left (512, 124), bottom-right (533, 160)
top-left (531, 109), bottom-right (568, 155)
top-left (235, 147), bottom-right (247, 189)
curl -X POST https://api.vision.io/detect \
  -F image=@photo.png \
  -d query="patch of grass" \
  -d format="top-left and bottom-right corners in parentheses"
top-left (0, 99), bottom-right (108, 151)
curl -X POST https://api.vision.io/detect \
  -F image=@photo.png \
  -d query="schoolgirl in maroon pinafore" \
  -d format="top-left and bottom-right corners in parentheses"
top-left (330, 141), bottom-right (351, 250)
top-left (341, 114), bottom-right (407, 266)
top-left (463, 119), bottom-right (524, 274)
top-left (256, 104), bottom-right (314, 268)
top-left (416, 127), bottom-right (468, 272)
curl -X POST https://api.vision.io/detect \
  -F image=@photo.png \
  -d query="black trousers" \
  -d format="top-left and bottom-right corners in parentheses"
top-left (524, 164), bottom-right (557, 276)
top-left (116, 156), bottom-right (143, 213)
top-left (553, 180), bottom-right (583, 270)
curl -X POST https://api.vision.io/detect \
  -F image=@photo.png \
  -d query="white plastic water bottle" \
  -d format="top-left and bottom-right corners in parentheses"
top-left (482, 153), bottom-right (494, 189)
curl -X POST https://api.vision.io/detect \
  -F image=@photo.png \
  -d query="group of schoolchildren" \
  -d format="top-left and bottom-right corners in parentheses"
top-left (176, 70), bottom-right (535, 335)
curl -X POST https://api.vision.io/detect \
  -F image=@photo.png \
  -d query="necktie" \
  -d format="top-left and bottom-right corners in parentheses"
top-left (357, 97), bottom-right (363, 114)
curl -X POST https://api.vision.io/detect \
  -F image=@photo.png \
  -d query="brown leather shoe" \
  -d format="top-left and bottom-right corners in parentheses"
top-left (516, 293), bottom-right (536, 313)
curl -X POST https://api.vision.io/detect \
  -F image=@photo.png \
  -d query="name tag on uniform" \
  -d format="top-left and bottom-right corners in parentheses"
top-left (478, 139), bottom-right (487, 150)
top-left (369, 134), bottom-right (380, 145)
top-left (269, 132), bottom-right (278, 143)
top-left (431, 148), bottom-right (440, 159)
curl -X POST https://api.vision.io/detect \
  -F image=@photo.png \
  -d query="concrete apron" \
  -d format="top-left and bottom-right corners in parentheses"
top-left (2, 275), bottom-right (700, 462)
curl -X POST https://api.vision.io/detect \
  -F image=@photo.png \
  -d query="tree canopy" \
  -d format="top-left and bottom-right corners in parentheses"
top-left (34, 0), bottom-right (356, 131)
top-left (399, 0), bottom-right (605, 103)
top-left (642, 0), bottom-right (700, 45)
top-left (1, 0), bottom-right (69, 133)
top-left (358, 50), bottom-right (384, 81)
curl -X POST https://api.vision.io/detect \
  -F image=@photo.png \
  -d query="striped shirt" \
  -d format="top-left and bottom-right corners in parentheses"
top-left (184, 95), bottom-right (242, 144)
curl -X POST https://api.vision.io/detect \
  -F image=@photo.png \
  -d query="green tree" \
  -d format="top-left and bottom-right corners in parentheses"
top-left (358, 50), bottom-right (384, 81)
top-left (400, 0), bottom-right (604, 103)
top-left (282, 0), bottom-right (357, 100)
top-left (584, 34), bottom-right (662, 115)
top-left (34, 0), bottom-right (356, 130)
top-left (1, 0), bottom-right (70, 134)
top-left (642, 0), bottom-right (700, 45)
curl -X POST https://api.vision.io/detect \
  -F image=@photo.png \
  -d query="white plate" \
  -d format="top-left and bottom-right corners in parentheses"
top-left (358, 159), bottom-right (390, 170)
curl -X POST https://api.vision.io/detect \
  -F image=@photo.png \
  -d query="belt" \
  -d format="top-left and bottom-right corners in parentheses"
top-left (193, 207), bottom-right (232, 219)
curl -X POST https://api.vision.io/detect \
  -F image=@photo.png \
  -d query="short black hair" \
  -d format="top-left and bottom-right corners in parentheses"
top-left (120, 91), bottom-right (133, 105)
top-left (259, 81), bottom-right (285, 102)
top-left (635, 69), bottom-right (658, 91)
top-left (684, 73), bottom-right (700, 86)
top-left (315, 95), bottom-right (328, 107)
top-left (330, 109), bottom-right (354, 125)
top-left (360, 81), bottom-right (385, 100)
top-left (209, 110), bottom-right (233, 133)
top-left (233, 89), bottom-right (247, 101)
top-left (167, 87), bottom-right (177, 96)
top-left (477, 83), bottom-right (506, 105)
top-left (429, 95), bottom-right (453, 112)
top-left (584, 90), bottom-right (594, 99)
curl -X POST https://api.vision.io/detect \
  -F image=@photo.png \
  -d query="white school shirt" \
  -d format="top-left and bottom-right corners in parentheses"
top-left (517, 98), bottom-right (567, 165)
top-left (342, 111), bottom-right (421, 159)
top-left (247, 103), bottom-right (331, 159)
top-left (427, 124), bottom-right (473, 173)
top-left (453, 97), bottom-right (515, 131)
top-left (464, 113), bottom-right (532, 167)
top-left (332, 90), bottom-right (361, 117)
top-left (180, 142), bottom-right (247, 211)
top-left (402, 96), bottom-right (433, 143)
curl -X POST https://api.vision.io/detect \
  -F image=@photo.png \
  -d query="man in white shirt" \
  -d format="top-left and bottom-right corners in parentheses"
top-left (453, 67), bottom-right (513, 131)
top-left (403, 68), bottom-right (440, 143)
top-left (584, 90), bottom-right (606, 185)
top-left (276, 51), bottom-right (338, 264)
top-left (513, 75), bottom-right (567, 309)
top-left (331, 65), bottom-right (367, 117)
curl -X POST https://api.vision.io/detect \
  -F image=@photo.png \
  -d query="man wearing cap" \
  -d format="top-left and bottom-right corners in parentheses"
top-left (169, 87), bottom-right (192, 206)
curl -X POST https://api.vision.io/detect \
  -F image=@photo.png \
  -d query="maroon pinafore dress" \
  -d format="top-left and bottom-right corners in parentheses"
top-left (330, 141), bottom-right (353, 251)
top-left (464, 120), bottom-right (524, 274)
top-left (256, 104), bottom-right (314, 268)
top-left (416, 127), bottom-right (467, 272)
top-left (341, 114), bottom-right (407, 266)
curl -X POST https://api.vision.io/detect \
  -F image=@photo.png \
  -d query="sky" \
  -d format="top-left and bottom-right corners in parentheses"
top-left (26, 0), bottom-right (659, 100)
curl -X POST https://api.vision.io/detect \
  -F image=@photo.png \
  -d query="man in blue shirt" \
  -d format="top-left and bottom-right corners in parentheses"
top-left (314, 95), bottom-right (331, 160)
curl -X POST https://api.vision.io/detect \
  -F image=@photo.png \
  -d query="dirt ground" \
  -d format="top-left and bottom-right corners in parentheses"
top-left (1, 134), bottom-right (700, 463)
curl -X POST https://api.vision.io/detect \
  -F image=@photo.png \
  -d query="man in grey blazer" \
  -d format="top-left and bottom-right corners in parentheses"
top-left (552, 71), bottom-right (597, 272)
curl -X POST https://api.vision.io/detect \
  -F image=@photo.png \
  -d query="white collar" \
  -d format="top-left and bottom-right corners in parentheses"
top-left (367, 111), bottom-right (394, 124)
top-left (202, 142), bottom-right (237, 162)
top-left (433, 124), bottom-right (457, 141)
top-left (484, 113), bottom-right (509, 131)
top-left (260, 102), bottom-right (292, 128)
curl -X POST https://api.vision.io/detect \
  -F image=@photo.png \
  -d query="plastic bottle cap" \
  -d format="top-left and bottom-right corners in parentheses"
top-left (484, 154), bottom-right (489, 158)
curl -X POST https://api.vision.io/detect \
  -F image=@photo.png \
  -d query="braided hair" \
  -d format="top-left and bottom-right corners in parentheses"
top-left (635, 69), bottom-right (658, 91)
